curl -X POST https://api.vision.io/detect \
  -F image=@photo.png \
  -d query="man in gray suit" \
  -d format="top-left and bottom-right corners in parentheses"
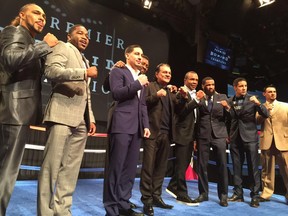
top-left (0, 3), bottom-right (58, 215)
top-left (37, 24), bottom-right (97, 216)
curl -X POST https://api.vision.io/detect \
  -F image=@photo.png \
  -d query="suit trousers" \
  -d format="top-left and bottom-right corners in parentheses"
top-left (197, 137), bottom-right (228, 199)
top-left (261, 140), bottom-right (288, 199)
top-left (140, 133), bottom-right (170, 204)
top-left (0, 124), bottom-right (29, 216)
top-left (103, 133), bottom-right (141, 216)
top-left (37, 121), bottom-right (87, 216)
top-left (167, 142), bottom-right (193, 196)
top-left (230, 134), bottom-right (260, 198)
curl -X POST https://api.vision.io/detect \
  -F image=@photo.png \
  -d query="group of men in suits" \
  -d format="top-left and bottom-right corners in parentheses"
top-left (0, 3), bottom-right (98, 216)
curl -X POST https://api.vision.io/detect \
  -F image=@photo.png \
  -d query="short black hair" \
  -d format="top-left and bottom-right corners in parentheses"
top-left (68, 24), bottom-right (85, 34)
top-left (233, 77), bottom-right (246, 87)
top-left (125, 44), bottom-right (141, 55)
top-left (202, 76), bottom-right (214, 85)
top-left (263, 84), bottom-right (276, 92)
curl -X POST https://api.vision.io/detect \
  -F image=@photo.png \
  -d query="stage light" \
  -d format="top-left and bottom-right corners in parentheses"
top-left (258, 0), bottom-right (276, 8)
top-left (142, 0), bottom-right (152, 9)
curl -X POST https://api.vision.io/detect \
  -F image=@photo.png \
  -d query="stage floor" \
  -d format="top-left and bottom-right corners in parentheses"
top-left (7, 178), bottom-right (287, 216)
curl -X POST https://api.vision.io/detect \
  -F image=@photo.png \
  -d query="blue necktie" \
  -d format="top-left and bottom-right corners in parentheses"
top-left (208, 96), bottom-right (213, 112)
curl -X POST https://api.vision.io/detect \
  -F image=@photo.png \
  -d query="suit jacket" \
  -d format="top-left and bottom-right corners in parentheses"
top-left (174, 93), bottom-right (198, 145)
top-left (228, 93), bottom-right (269, 143)
top-left (257, 100), bottom-right (288, 151)
top-left (145, 81), bottom-right (185, 140)
top-left (0, 25), bottom-right (51, 125)
top-left (108, 66), bottom-right (149, 135)
top-left (197, 93), bottom-right (229, 139)
top-left (43, 41), bottom-right (95, 127)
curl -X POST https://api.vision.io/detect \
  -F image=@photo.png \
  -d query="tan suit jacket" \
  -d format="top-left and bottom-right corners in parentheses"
top-left (257, 100), bottom-right (288, 151)
top-left (43, 41), bottom-right (95, 127)
top-left (257, 100), bottom-right (288, 199)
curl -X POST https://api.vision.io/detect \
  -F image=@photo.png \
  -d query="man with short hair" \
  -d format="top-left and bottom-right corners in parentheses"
top-left (0, 3), bottom-right (58, 215)
top-left (166, 71), bottom-right (204, 206)
top-left (227, 77), bottom-right (269, 208)
top-left (257, 84), bottom-right (288, 205)
top-left (37, 24), bottom-right (97, 215)
top-left (194, 77), bottom-right (230, 207)
top-left (103, 44), bottom-right (150, 216)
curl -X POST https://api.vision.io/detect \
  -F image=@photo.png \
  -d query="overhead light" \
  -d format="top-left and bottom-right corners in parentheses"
top-left (258, 0), bottom-right (276, 8)
top-left (142, 0), bottom-right (152, 9)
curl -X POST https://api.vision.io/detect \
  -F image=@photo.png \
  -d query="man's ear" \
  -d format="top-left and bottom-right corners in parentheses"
top-left (67, 34), bottom-right (71, 42)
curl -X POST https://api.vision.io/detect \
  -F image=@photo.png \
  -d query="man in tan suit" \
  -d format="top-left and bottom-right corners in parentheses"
top-left (257, 84), bottom-right (288, 204)
top-left (37, 24), bottom-right (97, 216)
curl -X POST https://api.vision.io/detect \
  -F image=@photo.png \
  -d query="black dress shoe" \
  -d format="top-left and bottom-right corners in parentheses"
top-left (219, 199), bottom-right (228, 207)
top-left (119, 208), bottom-right (144, 216)
top-left (194, 193), bottom-right (208, 203)
top-left (250, 197), bottom-right (259, 208)
top-left (129, 200), bottom-right (137, 208)
top-left (227, 193), bottom-right (244, 202)
top-left (258, 197), bottom-right (270, 202)
top-left (152, 197), bottom-right (173, 209)
top-left (143, 204), bottom-right (154, 216)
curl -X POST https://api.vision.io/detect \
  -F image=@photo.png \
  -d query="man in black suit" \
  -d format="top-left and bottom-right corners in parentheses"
top-left (194, 77), bottom-right (230, 207)
top-left (166, 71), bottom-right (204, 206)
top-left (0, 3), bottom-right (58, 215)
top-left (227, 77), bottom-right (269, 208)
top-left (140, 63), bottom-right (187, 216)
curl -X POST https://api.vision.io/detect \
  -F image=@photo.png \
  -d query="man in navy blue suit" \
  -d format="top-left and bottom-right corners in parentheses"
top-left (103, 44), bottom-right (150, 216)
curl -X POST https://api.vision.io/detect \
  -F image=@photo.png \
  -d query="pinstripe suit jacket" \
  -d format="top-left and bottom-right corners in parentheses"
top-left (43, 41), bottom-right (95, 127)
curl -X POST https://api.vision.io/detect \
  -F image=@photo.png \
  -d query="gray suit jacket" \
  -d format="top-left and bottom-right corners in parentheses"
top-left (43, 41), bottom-right (95, 127)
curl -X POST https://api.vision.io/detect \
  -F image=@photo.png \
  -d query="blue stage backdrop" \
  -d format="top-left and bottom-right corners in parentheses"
top-left (0, 0), bottom-right (169, 121)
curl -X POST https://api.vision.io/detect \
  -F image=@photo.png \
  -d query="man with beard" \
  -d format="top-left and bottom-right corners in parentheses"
top-left (0, 3), bottom-right (58, 215)
top-left (37, 24), bottom-right (97, 216)
top-left (194, 77), bottom-right (230, 207)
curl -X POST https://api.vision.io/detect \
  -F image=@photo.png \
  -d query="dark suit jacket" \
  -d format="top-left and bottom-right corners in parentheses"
top-left (0, 25), bottom-right (51, 125)
top-left (145, 81), bottom-right (185, 141)
top-left (228, 93), bottom-right (269, 143)
top-left (197, 93), bottom-right (229, 139)
top-left (174, 93), bottom-right (198, 145)
top-left (108, 67), bottom-right (149, 135)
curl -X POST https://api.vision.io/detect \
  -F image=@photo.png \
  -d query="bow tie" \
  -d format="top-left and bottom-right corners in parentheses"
top-left (191, 90), bottom-right (196, 94)
top-left (236, 96), bottom-right (244, 100)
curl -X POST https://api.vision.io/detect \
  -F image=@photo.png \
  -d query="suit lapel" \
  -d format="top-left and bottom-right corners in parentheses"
top-left (67, 42), bottom-right (84, 68)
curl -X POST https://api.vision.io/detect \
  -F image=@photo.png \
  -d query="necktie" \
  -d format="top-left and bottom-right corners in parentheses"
top-left (207, 96), bottom-right (213, 112)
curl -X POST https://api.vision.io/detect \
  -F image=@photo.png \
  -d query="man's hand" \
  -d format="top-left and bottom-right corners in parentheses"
top-left (167, 85), bottom-right (178, 93)
top-left (157, 89), bottom-right (167, 97)
top-left (178, 86), bottom-right (188, 98)
top-left (88, 123), bottom-right (96, 136)
top-left (249, 95), bottom-right (261, 106)
top-left (220, 100), bottom-right (230, 110)
top-left (143, 128), bottom-right (151, 138)
top-left (86, 66), bottom-right (98, 78)
top-left (113, 60), bottom-right (125, 68)
top-left (196, 90), bottom-right (205, 100)
top-left (43, 33), bottom-right (58, 47)
top-left (138, 74), bottom-right (149, 86)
